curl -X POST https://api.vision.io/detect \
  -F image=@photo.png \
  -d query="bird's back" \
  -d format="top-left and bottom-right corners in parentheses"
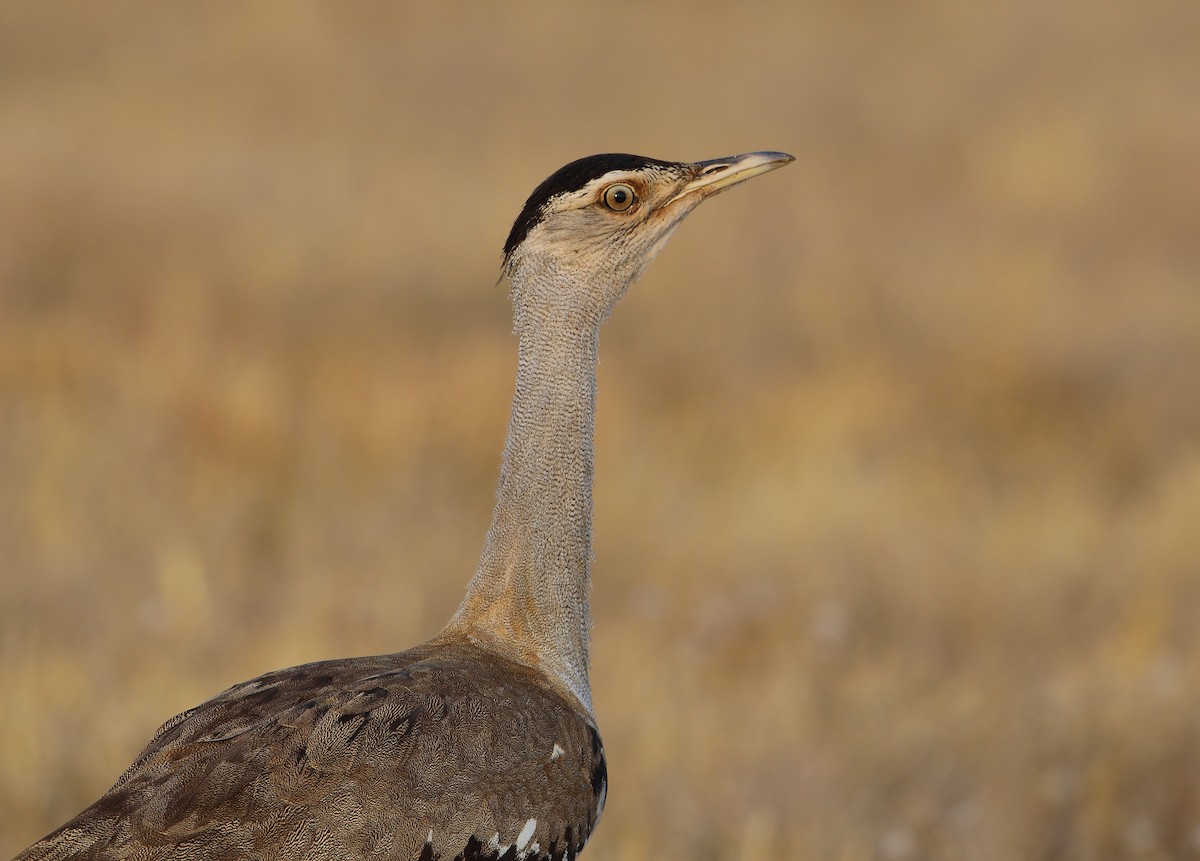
top-left (18, 640), bottom-right (605, 861)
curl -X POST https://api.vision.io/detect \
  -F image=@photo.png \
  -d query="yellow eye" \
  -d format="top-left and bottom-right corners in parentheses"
top-left (602, 183), bottom-right (637, 212)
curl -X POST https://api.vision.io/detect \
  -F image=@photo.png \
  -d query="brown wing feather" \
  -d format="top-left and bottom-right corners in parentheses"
top-left (15, 643), bottom-right (605, 861)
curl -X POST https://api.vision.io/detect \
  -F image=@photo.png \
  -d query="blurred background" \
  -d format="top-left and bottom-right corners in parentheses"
top-left (1, 2), bottom-right (1197, 858)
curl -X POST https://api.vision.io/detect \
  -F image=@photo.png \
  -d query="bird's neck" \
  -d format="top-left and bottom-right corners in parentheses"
top-left (445, 273), bottom-right (604, 716)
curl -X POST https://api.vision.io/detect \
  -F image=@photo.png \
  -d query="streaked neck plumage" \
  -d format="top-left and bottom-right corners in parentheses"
top-left (446, 256), bottom-right (618, 716)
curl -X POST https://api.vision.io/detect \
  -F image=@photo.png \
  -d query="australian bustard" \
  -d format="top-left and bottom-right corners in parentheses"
top-left (14, 151), bottom-right (794, 861)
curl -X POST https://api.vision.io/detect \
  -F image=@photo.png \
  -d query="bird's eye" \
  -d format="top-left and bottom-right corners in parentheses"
top-left (602, 183), bottom-right (637, 212)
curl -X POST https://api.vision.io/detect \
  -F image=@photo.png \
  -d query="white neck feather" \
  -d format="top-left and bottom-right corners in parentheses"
top-left (446, 262), bottom-right (608, 715)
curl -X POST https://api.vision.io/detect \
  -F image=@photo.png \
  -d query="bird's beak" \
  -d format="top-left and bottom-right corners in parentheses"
top-left (669, 151), bottom-right (794, 204)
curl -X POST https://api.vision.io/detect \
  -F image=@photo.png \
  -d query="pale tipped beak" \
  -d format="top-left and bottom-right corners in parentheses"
top-left (670, 151), bottom-right (794, 203)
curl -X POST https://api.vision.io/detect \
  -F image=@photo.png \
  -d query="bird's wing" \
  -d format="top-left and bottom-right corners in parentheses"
top-left (16, 650), bottom-right (604, 861)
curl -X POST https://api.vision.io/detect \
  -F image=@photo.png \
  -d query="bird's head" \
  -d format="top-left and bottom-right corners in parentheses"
top-left (502, 151), bottom-right (793, 324)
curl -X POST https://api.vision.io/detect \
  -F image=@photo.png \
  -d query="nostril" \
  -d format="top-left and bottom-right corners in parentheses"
top-left (701, 164), bottom-right (729, 175)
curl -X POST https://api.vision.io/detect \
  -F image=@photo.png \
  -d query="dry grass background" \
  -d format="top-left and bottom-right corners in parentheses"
top-left (1, 2), bottom-right (1198, 858)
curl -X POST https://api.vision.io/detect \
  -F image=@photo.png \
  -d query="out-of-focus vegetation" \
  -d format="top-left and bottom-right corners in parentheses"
top-left (2, 3), bottom-right (1197, 858)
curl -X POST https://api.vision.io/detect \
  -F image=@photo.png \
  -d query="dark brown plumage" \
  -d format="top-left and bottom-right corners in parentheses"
top-left (17, 639), bottom-right (603, 861)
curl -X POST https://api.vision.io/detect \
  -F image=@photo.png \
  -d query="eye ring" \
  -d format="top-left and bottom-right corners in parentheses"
top-left (601, 183), bottom-right (637, 212)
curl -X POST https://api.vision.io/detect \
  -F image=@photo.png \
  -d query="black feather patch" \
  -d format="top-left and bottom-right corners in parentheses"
top-left (502, 153), bottom-right (677, 261)
top-left (587, 725), bottom-right (606, 803)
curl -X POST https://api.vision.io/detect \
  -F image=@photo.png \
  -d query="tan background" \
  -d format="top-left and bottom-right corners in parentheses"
top-left (2, 3), bottom-right (1198, 859)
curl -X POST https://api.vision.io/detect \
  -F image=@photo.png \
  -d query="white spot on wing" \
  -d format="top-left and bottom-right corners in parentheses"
top-left (550, 743), bottom-right (565, 760)
top-left (517, 818), bottom-right (537, 851)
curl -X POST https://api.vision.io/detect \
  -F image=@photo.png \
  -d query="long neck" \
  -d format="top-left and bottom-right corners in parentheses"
top-left (445, 271), bottom-right (602, 715)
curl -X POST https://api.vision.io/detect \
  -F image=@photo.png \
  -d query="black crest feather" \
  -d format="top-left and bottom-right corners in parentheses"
top-left (503, 154), bottom-right (676, 261)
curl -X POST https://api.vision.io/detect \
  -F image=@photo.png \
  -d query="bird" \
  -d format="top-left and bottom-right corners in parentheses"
top-left (14, 150), bottom-right (794, 861)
